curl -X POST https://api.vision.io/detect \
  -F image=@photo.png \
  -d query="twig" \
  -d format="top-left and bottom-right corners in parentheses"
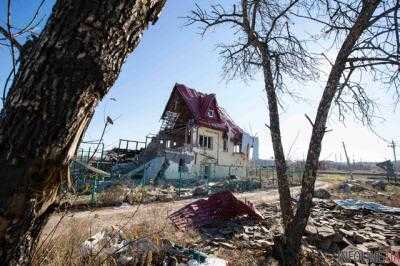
top-left (304, 114), bottom-right (314, 127)
top-left (0, 25), bottom-right (22, 51)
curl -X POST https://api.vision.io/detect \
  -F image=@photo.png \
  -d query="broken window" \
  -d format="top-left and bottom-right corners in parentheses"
top-left (233, 144), bottom-right (241, 153)
top-left (223, 138), bottom-right (228, 152)
top-left (207, 109), bottom-right (214, 118)
top-left (199, 135), bottom-right (213, 149)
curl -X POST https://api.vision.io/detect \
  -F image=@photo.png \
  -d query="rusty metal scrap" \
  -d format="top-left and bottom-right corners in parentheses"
top-left (168, 191), bottom-right (263, 230)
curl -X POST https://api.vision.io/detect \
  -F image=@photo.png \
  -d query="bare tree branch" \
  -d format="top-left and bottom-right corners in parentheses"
top-left (0, 25), bottom-right (22, 51)
top-left (186, 0), bottom-right (399, 264)
top-left (1, 0), bottom-right (47, 108)
top-left (185, 1), bottom-right (318, 263)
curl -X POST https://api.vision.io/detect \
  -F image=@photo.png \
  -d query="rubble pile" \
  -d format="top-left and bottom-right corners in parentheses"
top-left (208, 179), bottom-right (262, 193)
top-left (338, 178), bottom-right (390, 194)
top-left (194, 216), bottom-right (276, 254)
top-left (314, 188), bottom-right (331, 199)
top-left (80, 227), bottom-right (227, 266)
top-left (80, 187), bottom-right (400, 265)
top-left (181, 197), bottom-right (399, 264)
top-left (125, 186), bottom-right (178, 204)
top-left (106, 148), bottom-right (143, 163)
top-left (303, 199), bottom-right (400, 261)
top-left (367, 179), bottom-right (386, 191)
top-left (338, 180), bottom-right (367, 193)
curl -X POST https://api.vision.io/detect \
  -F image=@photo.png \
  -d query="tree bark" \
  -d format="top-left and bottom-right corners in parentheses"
top-left (260, 51), bottom-right (300, 265)
top-left (0, 0), bottom-right (165, 264)
top-left (261, 56), bottom-right (294, 229)
top-left (281, 1), bottom-right (381, 265)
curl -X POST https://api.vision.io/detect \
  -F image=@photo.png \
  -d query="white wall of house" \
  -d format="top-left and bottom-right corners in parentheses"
top-left (193, 126), bottom-right (249, 166)
top-left (160, 126), bottom-right (252, 181)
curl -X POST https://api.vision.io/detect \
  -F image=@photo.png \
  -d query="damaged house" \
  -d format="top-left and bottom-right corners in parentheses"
top-left (121, 83), bottom-right (259, 184)
top-left (139, 84), bottom-right (258, 182)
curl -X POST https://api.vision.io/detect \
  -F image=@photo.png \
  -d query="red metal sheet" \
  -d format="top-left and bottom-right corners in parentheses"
top-left (174, 83), bottom-right (243, 140)
top-left (169, 191), bottom-right (263, 230)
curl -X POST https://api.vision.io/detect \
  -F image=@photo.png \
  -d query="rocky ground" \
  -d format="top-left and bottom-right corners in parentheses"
top-left (170, 196), bottom-right (400, 265)
top-left (37, 175), bottom-right (400, 265)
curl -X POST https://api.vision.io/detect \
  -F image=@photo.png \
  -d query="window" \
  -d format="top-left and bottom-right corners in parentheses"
top-left (207, 109), bottom-right (214, 118)
top-left (199, 135), bottom-right (213, 149)
top-left (233, 144), bottom-right (241, 153)
top-left (223, 139), bottom-right (228, 152)
top-left (249, 146), bottom-right (254, 160)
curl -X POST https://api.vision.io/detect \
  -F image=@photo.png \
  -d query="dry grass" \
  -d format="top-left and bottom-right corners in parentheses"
top-left (325, 174), bottom-right (400, 207)
top-left (33, 202), bottom-right (267, 266)
top-left (215, 248), bottom-right (267, 266)
top-left (60, 186), bottom-right (152, 211)
top-left (32, 218), bottom-right (94, 266)
top-left (32, 204), bottom-right (200, 266)
top-left (125, 187), bottom-right (150, 205)
top-left (335, 184), bottom-right (400, 207)
top-left (32, 182), bottom-right (347, 266)
top-left (96, 185), bottom-right (130, 206)
top-left (317, 174), bottom-right (347, 183)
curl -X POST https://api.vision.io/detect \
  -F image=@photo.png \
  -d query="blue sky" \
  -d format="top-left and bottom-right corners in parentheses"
top-left (1, 0), bottom-right (399, 162)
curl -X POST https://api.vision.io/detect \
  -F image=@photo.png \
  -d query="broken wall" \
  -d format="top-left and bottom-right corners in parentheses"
top-left (193, 126), bottom-right (248, 167)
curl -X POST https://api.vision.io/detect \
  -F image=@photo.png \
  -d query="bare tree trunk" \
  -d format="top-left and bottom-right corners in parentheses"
top-left (261, 57), bottom-right (294, 228)
top-left (260, 53), bottom-right (299, 263)
top-left (0, 0), bottom-right (165, 264)
top-left (281, 1), bottom-right (381, 265)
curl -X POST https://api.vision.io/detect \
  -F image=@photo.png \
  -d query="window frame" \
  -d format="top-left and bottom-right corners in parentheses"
top-left (207, 109), bottom-right (214, 118)
top-left (199, 134), bottom-right (213, 150)
top-left (233, 143), bottom-right (241, 153)
top-left (223, 138), bottom-right (228, 152)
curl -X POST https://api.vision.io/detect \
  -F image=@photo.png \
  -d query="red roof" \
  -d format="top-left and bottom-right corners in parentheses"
top-left (163, 83), bottom-right (243, 141)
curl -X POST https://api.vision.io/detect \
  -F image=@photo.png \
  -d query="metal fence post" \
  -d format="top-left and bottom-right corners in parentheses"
top-left (87, 147), bottom-right (91, 163)
top-left (178, 170), bottom-right (181, 199)
top-left (91, 175), bottom-right (97, 205)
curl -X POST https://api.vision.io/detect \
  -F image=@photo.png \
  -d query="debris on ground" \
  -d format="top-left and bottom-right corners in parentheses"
top-left (169, 191), bottom-right (263, 230)
top-left (208, 179), bottom-right (262, 193)
top-left (302, 199), bottom-right (400, 264)
top-left (192, 186), bottom-right (208, 197)
top-left (80, 226), bottom-right (129, 259)
top-left (369, 179), bottom-right (386, 191)
top-left (334, 198), bottom-right (400, 214)
top-left (180, 196), bottom-right (400, 265)
top-left (195, 216), bottom-right (275, 253)
top-left (163, 239), bottom-right (227, 266)
top-left (196, 197), bottom-right (399, 264)
top-left (80, 227), bottom-right (227, 265)
top-left (338, 180), bottom-right (366, 193)
top-left (313, 188), bottom-right (331, 199)
top-left (187, 257), bottom-right (227, 266)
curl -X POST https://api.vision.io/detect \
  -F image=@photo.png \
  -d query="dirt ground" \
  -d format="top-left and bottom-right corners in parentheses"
top-left (36, 175), bottom-right (400, 265)
top-left (43, 181), bottom-right (333, 237)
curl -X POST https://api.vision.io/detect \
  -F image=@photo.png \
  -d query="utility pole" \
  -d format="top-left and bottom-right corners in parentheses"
top-left (388, 140), bottom-right (397, 183)
top-left (342, 142), bottom-right (353, 180)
